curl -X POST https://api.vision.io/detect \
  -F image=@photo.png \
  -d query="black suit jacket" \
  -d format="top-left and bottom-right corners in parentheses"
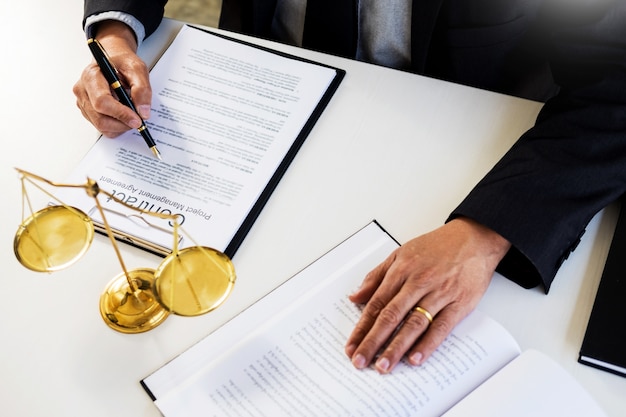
top-left (83, 0), bottom-right (626, 291)
top-left (219, 0), bottom-right (559, 101)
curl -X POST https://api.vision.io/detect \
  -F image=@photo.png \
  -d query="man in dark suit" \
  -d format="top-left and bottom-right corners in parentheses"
top-left (74, 0), bottom-right (626, 374)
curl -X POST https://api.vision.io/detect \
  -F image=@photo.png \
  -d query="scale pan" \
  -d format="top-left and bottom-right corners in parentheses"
top-left (14, 205), bottom-right (94, 272)
top-left (155, 246), bottom-right (236, 316)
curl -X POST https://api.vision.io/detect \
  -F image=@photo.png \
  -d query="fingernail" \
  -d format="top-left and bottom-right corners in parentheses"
top-left (138, 104), bottom-right (151, 119)
top-left (128, 118), bottom-right (142, 129)
top-left (375, 357), bottom-right (390, 373)
top-left (352, 354), bottom-right (366, 369)
top-left (409, 352), bottom-right (423, 365)
top-left (346, 343), bottom-right (357, 357)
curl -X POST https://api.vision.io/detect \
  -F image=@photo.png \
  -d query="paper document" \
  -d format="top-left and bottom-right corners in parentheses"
top-left (143, 222), bottom-right (522, 416)
top-left (142, 221), bottom-right (606, 417)
top-left (60, 25), bottom-right (344, 256)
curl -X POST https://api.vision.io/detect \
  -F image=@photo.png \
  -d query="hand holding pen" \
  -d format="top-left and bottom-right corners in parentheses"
top-left (84, 36), bottom-right (162, 160)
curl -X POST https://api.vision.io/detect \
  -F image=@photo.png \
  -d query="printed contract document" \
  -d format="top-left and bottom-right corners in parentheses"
top-left (142, 222), bottom-right (606, 417)
top-left (61, 24), bottom-right (344, 256)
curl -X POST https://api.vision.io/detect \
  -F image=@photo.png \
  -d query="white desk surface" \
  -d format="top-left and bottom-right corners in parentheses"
top-left (1, 3), bottom-right (624, 416)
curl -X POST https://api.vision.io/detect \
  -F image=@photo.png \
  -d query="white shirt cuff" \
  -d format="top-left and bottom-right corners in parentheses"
top-left (84, 11), bottom-right (147, 47)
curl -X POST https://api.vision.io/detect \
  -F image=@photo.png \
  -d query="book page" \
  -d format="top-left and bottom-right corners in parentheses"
top-left (142, 221), bottom-right (398, 399)
top-left (60, 24), bottom-right (339, 254)
top-left (148, 223), bottom-right (521, 417)
top-left (442, 349), bottom-right (607, 417)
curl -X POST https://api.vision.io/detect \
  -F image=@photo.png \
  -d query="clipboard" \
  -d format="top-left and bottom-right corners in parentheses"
top-left (59, 24), bottom-right (345, 259)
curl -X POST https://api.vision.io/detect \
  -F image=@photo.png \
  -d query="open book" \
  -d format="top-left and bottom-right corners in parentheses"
top-left (141, 221), bottom-right (606, 416)
top-left (59, 24), bottom-right (344, 258)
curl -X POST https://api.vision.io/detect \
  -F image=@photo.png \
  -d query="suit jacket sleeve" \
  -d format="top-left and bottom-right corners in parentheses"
top-left (83, 0), bottom-right (168, 39)
top-left (450, 2), bottom-right (626, 292)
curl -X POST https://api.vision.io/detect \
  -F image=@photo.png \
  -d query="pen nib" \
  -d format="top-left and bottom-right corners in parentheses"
top-left (151, 146), bottom-right (163, 161)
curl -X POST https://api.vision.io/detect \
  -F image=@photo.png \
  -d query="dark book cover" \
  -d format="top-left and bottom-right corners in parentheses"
top-left (579, 202), bottom-right (626, 377)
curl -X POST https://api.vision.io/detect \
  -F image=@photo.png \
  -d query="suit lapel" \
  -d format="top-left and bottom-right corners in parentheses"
top-left (220, 0), bottom-right (278, 38)
top-left (302, 0), bottom-right (357, 57)
top-left (411, 0), bottom-right (444, 72)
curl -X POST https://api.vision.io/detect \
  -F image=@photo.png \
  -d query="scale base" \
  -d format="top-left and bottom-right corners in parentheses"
top-left (100, 268), bottom-right (170, 334)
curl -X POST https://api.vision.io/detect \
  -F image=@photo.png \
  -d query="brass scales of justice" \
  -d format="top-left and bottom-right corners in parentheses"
top-left (12, 168), bottom-right (236, 334)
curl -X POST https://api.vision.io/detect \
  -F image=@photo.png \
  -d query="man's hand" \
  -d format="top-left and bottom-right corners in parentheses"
top-left (73, 20), bottom-right (152, 137)
top-left (345, 217), bottom-right (511, 373)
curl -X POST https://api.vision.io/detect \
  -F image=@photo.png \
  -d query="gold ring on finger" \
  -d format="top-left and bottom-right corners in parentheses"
top-left (413, 306), bottom-right (433, 324)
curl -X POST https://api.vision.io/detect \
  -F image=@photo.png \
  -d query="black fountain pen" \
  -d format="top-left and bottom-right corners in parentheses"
top-left (87, 38), bottom-right (162, 160)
